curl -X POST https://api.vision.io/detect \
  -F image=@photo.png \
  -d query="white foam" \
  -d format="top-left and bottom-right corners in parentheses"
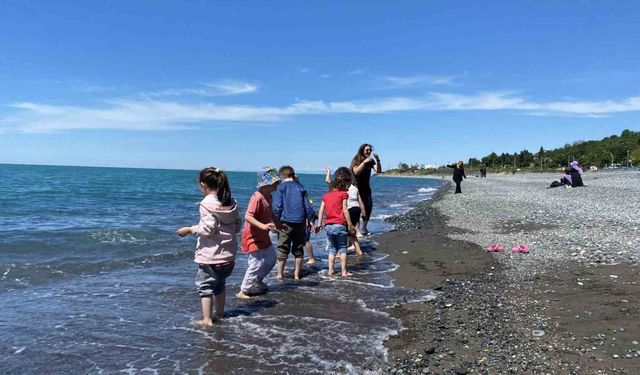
top-left (418, 187), bottom-right (438, 193)
top-left (370, 253), bottom-right (389, 262)
top-left (13, 346), bottom-right (26, 354)
top-left (371, 214), bottom-right (392, 220)
top-left (1, 263), bottom-right (14, 280)
top-left (89, 230), bottom-right (147, 244)
top-left (338, 277), bottom-right (395, 289)
top-left (356, 264), bottom-right (400, 274)
top-left (356, 299), bottom-right (391, 319)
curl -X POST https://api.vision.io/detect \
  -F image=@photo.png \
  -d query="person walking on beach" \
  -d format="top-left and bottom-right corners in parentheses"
top-left (236, 167), bottom-right (282, 299)
top-left (272, 166), bottom-right (316, 280)
top-left (176, 167), bottom-right (240, 327)
top-left (446, 161), bottom-right (467, 194)
top-left (480, 165), bottom-right (487, 178)
top-left (316, 167), bottom-right (356, 277)
top-left (350, 144), bottom-right (382, 236)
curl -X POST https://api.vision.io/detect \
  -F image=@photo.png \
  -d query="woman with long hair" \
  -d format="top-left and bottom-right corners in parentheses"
top-left (446, 161), bottom-right (467, 194)
top-left (350, 143), bottom-right (382, 235)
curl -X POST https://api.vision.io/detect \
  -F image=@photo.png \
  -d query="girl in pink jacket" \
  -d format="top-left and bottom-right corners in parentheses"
top-left (177, 167), bottom-right (241, 327)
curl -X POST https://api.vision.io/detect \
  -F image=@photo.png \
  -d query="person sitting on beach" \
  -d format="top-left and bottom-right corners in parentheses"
top-left (236, 167), bottom-right (282, 299)
top-left (446, 161), bottom-right (467, 194)
top-left (566, 160), bottom-right (584, 187)
top-left (176, 167), bottom-right (240, 327)
top-left (272, 166), bottom-right (316, 280)
top-left (315, 167), bottom-right (356, 277)
top-left (350, 144), bottom-right (382, 236)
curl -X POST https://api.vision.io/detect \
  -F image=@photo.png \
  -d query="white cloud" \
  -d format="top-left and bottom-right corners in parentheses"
top-left (382, 74), bottom-right (457, 87)
top-left (346, 68), bottom-right (365, 76)
top-left (145, 81), bottom-right (258, 97)
top-left (3, 92), bottom-right (640, 133)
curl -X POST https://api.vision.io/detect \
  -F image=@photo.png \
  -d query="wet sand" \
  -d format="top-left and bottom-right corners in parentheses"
top-left (376, 176), bottom-right (640, 374)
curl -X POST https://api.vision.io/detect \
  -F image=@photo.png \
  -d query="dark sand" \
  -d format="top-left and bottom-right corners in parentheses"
top-left (374, 195), bottom-right (640, 374)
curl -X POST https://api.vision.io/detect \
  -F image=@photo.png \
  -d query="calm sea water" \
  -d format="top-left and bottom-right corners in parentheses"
top-left (0, 164), bottom-right (443, 374)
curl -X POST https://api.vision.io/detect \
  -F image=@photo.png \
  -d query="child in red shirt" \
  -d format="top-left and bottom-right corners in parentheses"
top-left (237, 167), bottom-right (282, 299)
top-left (315, 167), bottom-right (355, 277)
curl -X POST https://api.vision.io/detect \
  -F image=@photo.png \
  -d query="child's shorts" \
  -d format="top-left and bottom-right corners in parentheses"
top-left (325, 224), bottom-right (348, 255)
top-left (277, 221), bottom-right (306, 260)
top-left (195, 262), bottom-right (235, 297)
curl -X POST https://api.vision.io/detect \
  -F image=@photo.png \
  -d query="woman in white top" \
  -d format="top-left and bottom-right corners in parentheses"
top-left (346, 179), bottom-right (365, 256)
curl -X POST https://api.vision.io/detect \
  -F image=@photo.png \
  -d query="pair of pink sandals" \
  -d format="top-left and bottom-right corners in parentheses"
top-left (487, 243), bottom-right (529, 254)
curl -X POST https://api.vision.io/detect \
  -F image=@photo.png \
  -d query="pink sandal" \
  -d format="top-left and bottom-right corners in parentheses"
top-left (486, 243), bottom-right (505, 253)
top-left (511, 244), bottom-right (529, 254)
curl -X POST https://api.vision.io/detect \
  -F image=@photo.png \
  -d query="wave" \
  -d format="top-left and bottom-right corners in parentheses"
top-left (89, 230), bottom-right (150, 244)
top-left (418, 187), bottom-right (438, 193)
top-left (0, 250), bottom-right (193, 290)
top-left (371, 214), bottom-right (393, 220)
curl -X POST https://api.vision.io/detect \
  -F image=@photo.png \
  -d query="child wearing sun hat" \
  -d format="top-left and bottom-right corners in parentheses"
top-left (236, 167), bottom-right (282, 299)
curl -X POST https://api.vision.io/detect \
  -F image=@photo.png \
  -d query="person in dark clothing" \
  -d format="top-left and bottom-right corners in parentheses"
top-left (350, 143), bottom-right (382, 235)
top-left (446, 161), bottom-right (467, 194)
top-left (480, 165), bottom-right (487, 178)
top-left (567, 160), bottom-right (584, 187)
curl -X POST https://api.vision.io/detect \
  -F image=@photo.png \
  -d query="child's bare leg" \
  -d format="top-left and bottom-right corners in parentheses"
top-left (327, 254), bottom-right (336, 276)
top-left (276, 259), bottom-right (286, 279)
top-left (353, 237), bottom-right (363, 256)
top-left (195, 296), bottom-right (214, 326)
top-left (213, 292), bottom-right (225, 320)
top-left (304, 241), bottom-right (316, 264)
top-left (340, 253), bottom-right (352, 277)
top-left (294, 257), bottom-right (303, 280)
top-left (347, 237), bottom-right (356, 251)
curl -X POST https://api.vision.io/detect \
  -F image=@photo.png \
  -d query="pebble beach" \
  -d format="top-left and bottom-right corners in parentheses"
top-left (376, 171), bottom-right (640, 374)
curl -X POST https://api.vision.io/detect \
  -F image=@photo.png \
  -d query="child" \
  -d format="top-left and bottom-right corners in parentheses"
top-left (272, 166), bottom-right (316, 280)
top-left (315, 167), bottom-right (355, 277)
top-left (236, 167), bottom-right (282, 299)
top-left (346, 174), bottom-right (365, 256)
top-left (176, 167), bottom-right (240, 327)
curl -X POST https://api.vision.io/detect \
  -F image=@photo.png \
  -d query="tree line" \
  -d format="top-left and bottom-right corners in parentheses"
top-left (390, 129), bottom-right (640, 174)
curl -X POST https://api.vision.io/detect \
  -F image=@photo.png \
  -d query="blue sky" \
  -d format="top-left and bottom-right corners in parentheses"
top-left (1, 1), bottom-right (639, 171)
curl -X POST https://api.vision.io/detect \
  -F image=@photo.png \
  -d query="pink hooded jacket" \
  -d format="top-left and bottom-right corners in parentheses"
top-left (191, 194), bottom-right (241, 265)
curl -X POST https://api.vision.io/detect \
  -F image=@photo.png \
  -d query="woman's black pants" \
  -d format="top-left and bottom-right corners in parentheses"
top-left (454, 180), bottom-right (462, 194)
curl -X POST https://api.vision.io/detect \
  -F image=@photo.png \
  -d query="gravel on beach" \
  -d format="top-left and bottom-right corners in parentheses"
top-left (373, 171), bottom-right (640, 375)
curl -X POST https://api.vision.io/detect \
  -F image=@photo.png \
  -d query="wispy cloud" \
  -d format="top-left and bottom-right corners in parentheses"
top-left (346, 68), bottom-right (365, 76)
top-left (144, 81), bottom-right (258, 97)
top-left (381, 74), bottom-right (457, 87)
top-left (3, 92), bottom-right (640, 133)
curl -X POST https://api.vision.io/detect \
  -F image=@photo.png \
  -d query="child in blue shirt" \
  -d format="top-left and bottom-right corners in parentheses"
top-left (272, 166), bottom-right (316, 280)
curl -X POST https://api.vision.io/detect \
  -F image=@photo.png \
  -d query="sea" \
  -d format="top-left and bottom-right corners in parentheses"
top-left (0, 164), bottom-right (444, 374)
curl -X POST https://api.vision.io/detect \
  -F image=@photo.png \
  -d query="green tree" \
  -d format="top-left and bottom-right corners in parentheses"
top-left (631, 147), bottom-right (640, 167)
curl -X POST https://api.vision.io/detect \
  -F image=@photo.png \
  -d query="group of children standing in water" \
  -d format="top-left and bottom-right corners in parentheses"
top-left (177, 163), bottom-right (367, 327)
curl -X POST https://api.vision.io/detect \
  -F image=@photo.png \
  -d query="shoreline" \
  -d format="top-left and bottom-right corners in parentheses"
top-left (374, 172), bottom-right (640, 374)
